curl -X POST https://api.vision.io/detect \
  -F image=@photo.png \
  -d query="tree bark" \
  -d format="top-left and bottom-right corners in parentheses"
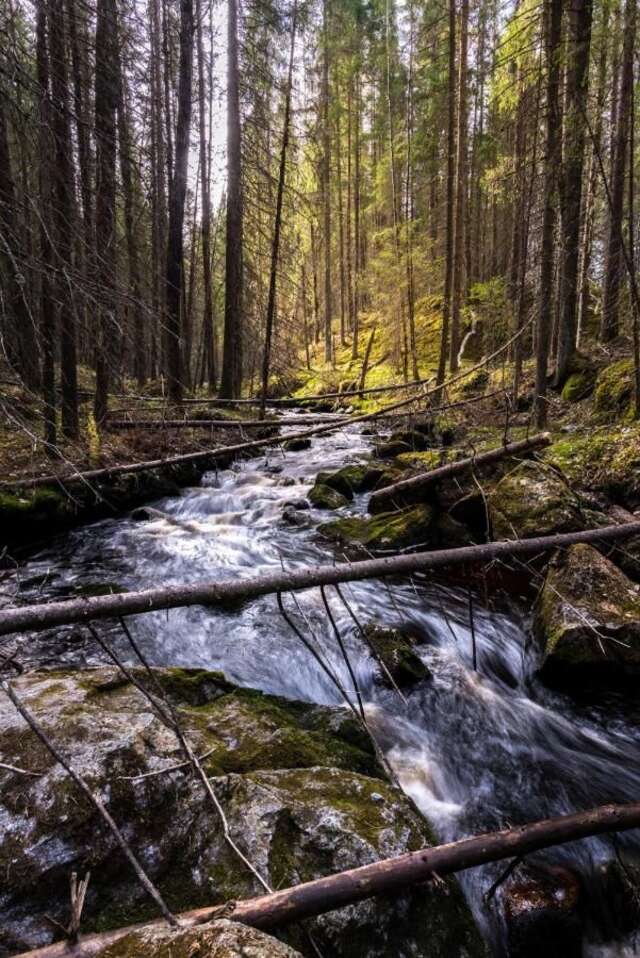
top-left (535, 0), bottom-right (562, 428)
top-left (259, 1), bottom-right (297, 418)
top-left (165, 0), bottom-right (195, 403)
top-left (2, 520), bottom-right (640, 637)
top-left (556, 0), bottom-right (593, 384)
top-left (219, 0), bottom-right (243, 399)
top-left (322, 0), bottom-right (332, 363)
top-left (601, 0), bottom-right (636, 342)
top-left (196, 0), bottom-right (216, 393)
top-left (436, 0), bottom-right (457, 390)
top-left (93, 0), bottom-right (119, 426)
top-left (450, 0), bottom-right (469, 372)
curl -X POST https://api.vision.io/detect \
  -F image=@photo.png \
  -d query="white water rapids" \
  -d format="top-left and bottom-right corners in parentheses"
top-left (3, 416), bottom-right (640, 956)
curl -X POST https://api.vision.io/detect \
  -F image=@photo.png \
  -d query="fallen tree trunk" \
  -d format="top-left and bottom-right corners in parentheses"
top-left (2, 520), bottom-right (639, 636)
top-left (105, 416), bottom-right (349, 429)
top-left (15, 800), bottom-right (640, 958)
top-left (369, 433), bottom-right (552, 513)
top-left (0, 322), bottom-right (532, 493)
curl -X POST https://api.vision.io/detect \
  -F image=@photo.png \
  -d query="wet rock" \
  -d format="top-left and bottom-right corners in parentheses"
top-left (284, 437), bottom-right (312, 452)
top-left (308, 483), bottom-right (349, 510)
top-left (498, 863), bottom-right (582, 958)
top-left (362, 624), bottom-right (430, 688)
top-left (488, 461), bottom-right (585, 540)
top-left (282, 504), bottom-right (311, 526)
top-left (449, 492), bottom-right (490, 541)
top-left (596, 849), bottom-right (640, 938)
top-left (375, 430), bottom-right (432, 460)
top-left (534, 543), bottom-right (640, 690)
top-left (289, 497), bottom-right (310, 510)
top-left (0, 668), bottom-right (486, 958)
top-left (318, 505), bottom-right (435, 555)
top-left (95, 920), bottom-right (303, 958)
top-left (375, 439), bottom-right (413, 459)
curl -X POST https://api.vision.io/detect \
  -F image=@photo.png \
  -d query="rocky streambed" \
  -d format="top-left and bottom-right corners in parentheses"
top-left (1, 414), bottom-right (640, 957)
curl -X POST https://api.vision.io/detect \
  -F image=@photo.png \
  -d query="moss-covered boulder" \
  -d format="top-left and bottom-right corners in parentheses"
top-left (488, 461), bottom-right (585, 540)
top-left (362, 624), bottom-right (430, 688)
top-left (375, 430), bottom-right (433, 460)
top-left (319, 505), bottom-right (435, 555)
top-left (308, 483), bottom-right (349, 510)
top-left (0, 487), bottom-right (75, 542)
top-left (534, 544), bottom-right (640, 690)
top-left (593, 359), bottom-right (636, 420)
top-left (543, 425), bottom-right (640, 508)
top-left (0, 668), bottom-right (486, 958)
top-left (95, 920), bottom-right (303, 958)
top-left (315, 464), bottom-right (375, 498)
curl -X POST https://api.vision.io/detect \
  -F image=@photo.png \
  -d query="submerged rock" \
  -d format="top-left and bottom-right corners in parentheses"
top-left (498, 863), bottom-right (582, 958)
top-left (284, 437), bottom-right (312, 452)
top-left (362, 624), bottom-right (430, 688)
top-left (488, 461), bottom-right (585, 540)
top-left (94, 920), bottom-right (303, 958)
top-left (318, 505), bottom-right (435, 554)
top-left (0, 667), bottom-right (486, 958)
top-left (534, 544), bottom-right (640, 690)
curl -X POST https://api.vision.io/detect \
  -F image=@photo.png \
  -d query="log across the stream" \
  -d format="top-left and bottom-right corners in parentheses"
top-left (368, 432), bottom-right (552, 512)
top-left (2, 521), bottom-right (640, 636)
top-left (13, 800), bottom-right (640, 958)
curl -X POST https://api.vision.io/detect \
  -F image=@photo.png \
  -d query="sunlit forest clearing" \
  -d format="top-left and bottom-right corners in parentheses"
top-left (1, 0), bottom-right (640, 954)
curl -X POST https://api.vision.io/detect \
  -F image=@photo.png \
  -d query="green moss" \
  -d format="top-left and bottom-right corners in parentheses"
top-left (460, 368), bottom-right (490, 394)
top-left (308, 482), bottom-right (349, 509)
top-left (544, 424), bottom-right (640, 501)
top-left (593, 359), bottom-right (636, 420)
top-left (561, 369), bottom-right (596, 402)
top-left (489, 460), bottom-right (585, 539)
top-left (319, 504), bottom-right (435, 553)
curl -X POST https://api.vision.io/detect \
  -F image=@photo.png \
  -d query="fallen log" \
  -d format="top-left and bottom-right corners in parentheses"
top-left (2, 520), bottom-right (639, 637)
top-left (105, 416), bottom-right (349, 429)
top-left (14, 800), bottom-right (640, 958)
top-left (369, 433), bottom-right (551, 513)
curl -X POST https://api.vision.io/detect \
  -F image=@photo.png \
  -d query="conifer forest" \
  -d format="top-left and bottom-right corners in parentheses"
top-left (1, 0), bottom-right (640, 954)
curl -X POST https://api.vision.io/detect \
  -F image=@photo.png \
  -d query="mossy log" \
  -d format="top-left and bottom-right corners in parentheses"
top-left (14, 801), bottom-right (640, 958)
top-left (368, 433), bottom-right (551, 513)
top-left (2, 521), bottom-right (640, 637)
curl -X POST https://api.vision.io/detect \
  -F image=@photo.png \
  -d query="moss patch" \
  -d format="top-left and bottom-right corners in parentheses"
top-left (593, 359), bottom-right (636, 420)
top-left (319, 504), bottom-right (435, 554)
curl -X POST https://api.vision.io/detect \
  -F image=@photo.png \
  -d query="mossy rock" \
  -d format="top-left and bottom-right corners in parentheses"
top-left (308, 483), bottom-right (349, 509)
top-left (315, 464), bottom-right (372, 498)
top-left (319, 504), bottom-right (435, 555)
top-left (561, 369), bottom-right (596, 403)
top-left (374, 439), bottom-right (413, 459)
top-left (543, 425), bottom-right (640, 507)
top-left (362, 624), bottom-right (430, 688)
top-left (488, 461), bottom-right (585, 540)
top-left (593, 359), bottom-right (636, 420)
top-left (534, 544), bottom-right (640, 692)
top-left (0, 668), bottom-right (486, 958)
top-left (0, 487), bottom-right (75, 541)
top-left (460, 368), bottom-right (490, 395)
top-left (95, 921), bottom-right (303, 958)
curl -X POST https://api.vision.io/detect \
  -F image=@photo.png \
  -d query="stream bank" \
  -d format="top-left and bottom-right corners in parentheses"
top-left (1, 413), bottom-right (640, 957)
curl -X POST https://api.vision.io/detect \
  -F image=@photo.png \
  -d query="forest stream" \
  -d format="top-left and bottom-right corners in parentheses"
top-left (3, 415), bottom-right (640, 957)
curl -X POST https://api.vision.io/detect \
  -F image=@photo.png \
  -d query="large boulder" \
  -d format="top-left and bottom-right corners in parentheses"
top-left (318, 505), bottom-right (436, 555)
top-left (593, 359), bottom-right (636, 421)
top-left (94, 920), bottom-right (303, 958)
top-left (534, 544), bottom-right (640, 690)
top-left (0, 668), bottom-right (486, 958)
top-left (488, 461), bottom-right (585, 540)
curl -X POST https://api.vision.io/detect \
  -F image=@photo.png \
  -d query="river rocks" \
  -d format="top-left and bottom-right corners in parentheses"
top-left (362, 624), bottom-right (430, 688)
top-left (375, 430), bottom-right (432, 460)
top-left (282, 504), bottom-right (311, 526)
top-left (0, 668), bottom-right (486, 958)
top-left (95, 921), bottom-right (304, 958)
top-left (593, 358), bottom-right (636, 420)
top-left (318, 505), bottom-right (435, 555)
top-left (534, 544), bottom-right (640, 690)
top-left (284, 437), bottom-right (312, 452)
top-left (497, 863), bottom-right (582, 958)
top-left (308, 483), bottom-right (349, 510)
top-left (489, 461), bottom-right (585, 540)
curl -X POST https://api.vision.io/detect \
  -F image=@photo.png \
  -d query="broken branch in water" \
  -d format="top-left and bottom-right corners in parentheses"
top-left (2, 521), bottom-right (640, 637)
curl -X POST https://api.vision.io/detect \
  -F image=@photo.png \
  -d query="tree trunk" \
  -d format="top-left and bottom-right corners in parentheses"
top-left (322, 0), bottom-right (332, 363)
top-left (535, 0), bottom-right (562, 428)
top-left (436, 0), bottom-right (457, 389)
top-left (219, 0), bottom-right (243, 399)
top-left (450, 0), bottom-right (469, 372)
top-left (93, 0), bottom-right (118, 426)
top-left (196, 0), bottom-right (216, 393)
top-left (164, 0), bottom-right (194, 403)
top-left (48, 0), bottom-right (79, 438)
top-left (259, 1), bottom-right (297, 418)
top-left (601, 0), bottom-right (636, 342)
top-left (556, 0), bottom-right (593, 384)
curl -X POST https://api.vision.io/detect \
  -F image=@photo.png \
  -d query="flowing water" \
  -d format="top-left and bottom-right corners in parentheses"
top-left (2, 416), bottom-right (640, 956)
